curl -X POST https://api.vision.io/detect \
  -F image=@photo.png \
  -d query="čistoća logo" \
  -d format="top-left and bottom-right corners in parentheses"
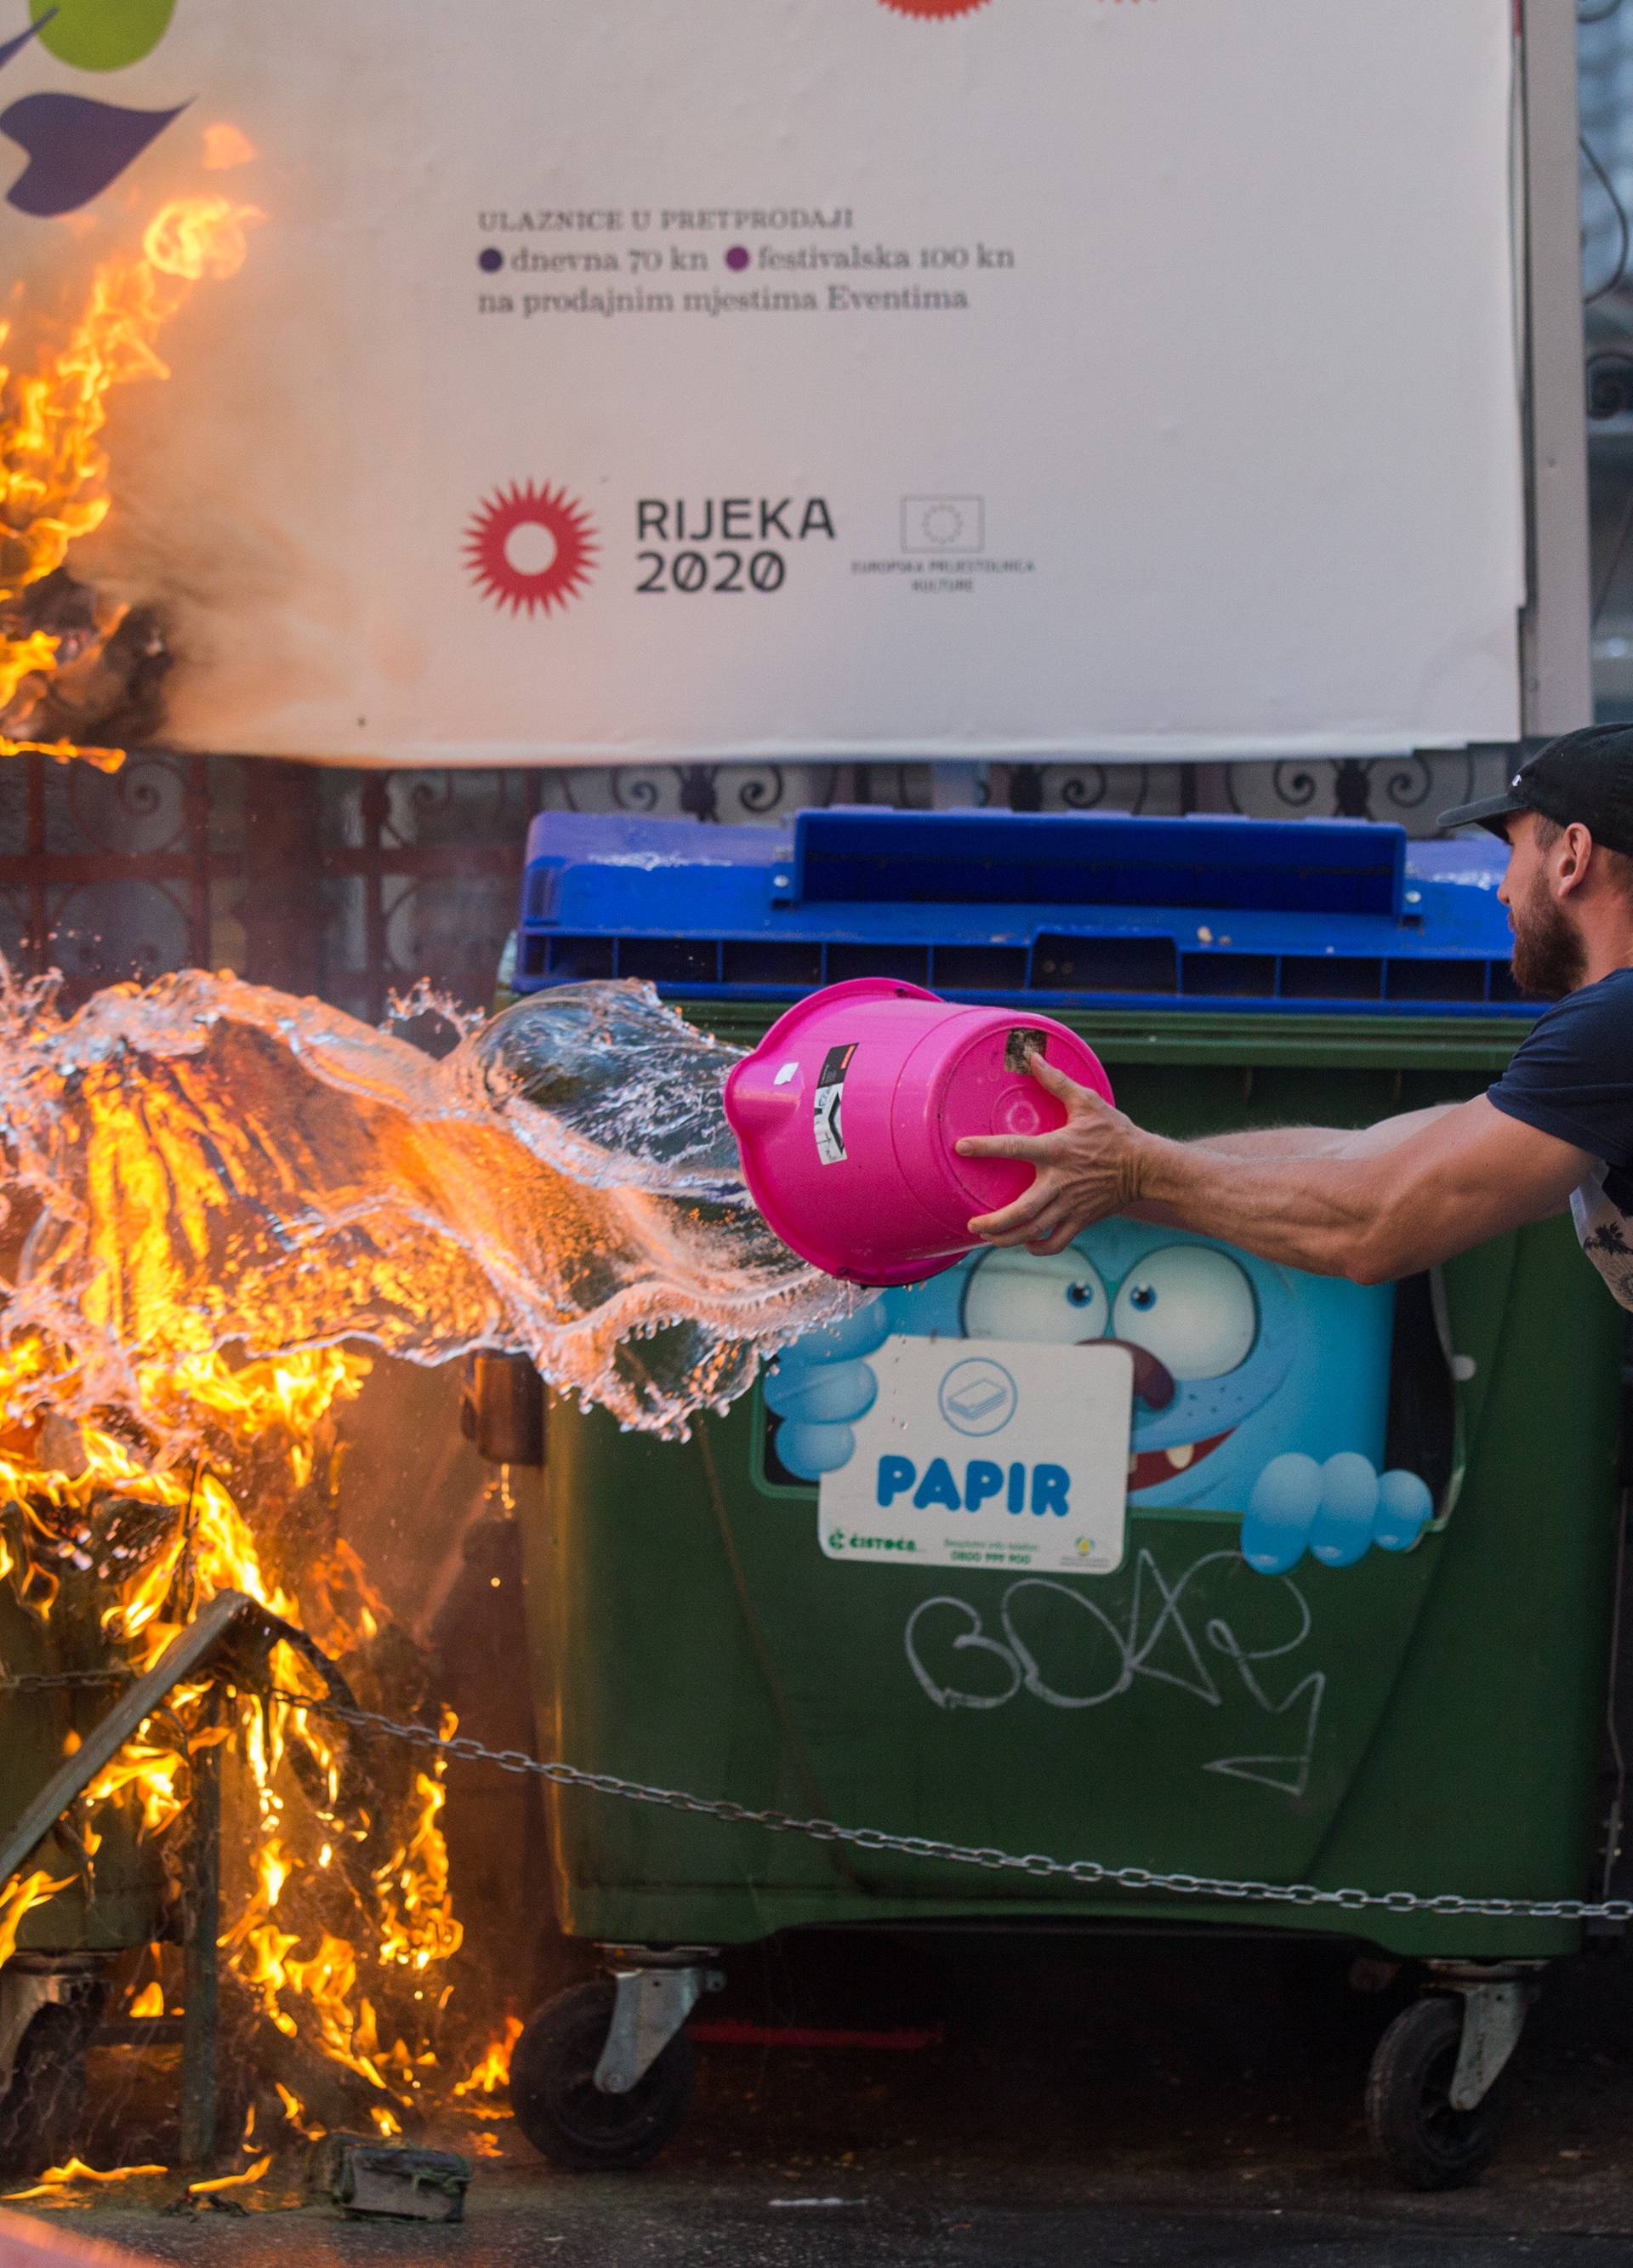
top-left (464, 482), bottom-right (600, 618)
top-left (1, 0), bottom-right (191, 216)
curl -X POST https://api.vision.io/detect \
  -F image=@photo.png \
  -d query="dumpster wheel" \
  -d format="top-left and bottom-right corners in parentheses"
top-left (1365, 1996), bottom-right (1505, 2191)
top-left (509, 1980), bottom-right (696, 2172)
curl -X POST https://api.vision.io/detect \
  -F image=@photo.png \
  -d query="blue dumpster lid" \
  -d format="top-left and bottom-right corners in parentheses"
top-left (512, 806), bottom-right (1526, 1017)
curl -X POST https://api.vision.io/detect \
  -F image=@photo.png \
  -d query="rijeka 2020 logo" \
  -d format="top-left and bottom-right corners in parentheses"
top-left (464, 482), bottom-right (600, 618)
top-left (0, 0), bottom-right (191, 217)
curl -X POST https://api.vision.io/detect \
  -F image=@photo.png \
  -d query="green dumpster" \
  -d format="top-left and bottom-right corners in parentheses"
top-left (504, 809), bottom-right (1625, 2188)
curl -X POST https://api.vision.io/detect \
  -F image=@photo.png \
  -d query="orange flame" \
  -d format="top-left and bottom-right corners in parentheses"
top-left (202, 124), bottom-right (258, 173)
top-left (0, 1870), bottom-right (71, 1969)
top-left (0, 188), bottom-right (259, 764)
top-left (187, 2156), bottom-right (272, 2196)
top-left (0, 1002), bottom-right (508, 2143)
top-left (3, 2158), bottom-right (168, 2199)
top-left (455, 2014), bottom-right (522, 2099)
top-left (274, 2081), bottom-right (324, 2142)
top-left (0, 1332), bottom-right (475, 2128)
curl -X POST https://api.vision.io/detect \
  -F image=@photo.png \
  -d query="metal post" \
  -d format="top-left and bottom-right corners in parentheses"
top-left (359, 773), bottom-right (390, 1025)
top-left (241, 759), bottom-right (323, 996)
top-left (178, 1701), bottom-right (221, 2168)
top-left (23, 755), bottom-right (46, 977)
top-left (182, 755), bottom-right (214, 970)
top-left (1520, 0), bottom-right (1595, 734)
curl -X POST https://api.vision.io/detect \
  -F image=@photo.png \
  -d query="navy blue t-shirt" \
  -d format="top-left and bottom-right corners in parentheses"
top-left (1488, 966), bottom-right (1633, 1308)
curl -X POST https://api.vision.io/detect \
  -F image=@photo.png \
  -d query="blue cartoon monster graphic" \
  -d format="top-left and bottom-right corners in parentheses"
top-left (764, 1222), bottom-right (1436, 1575)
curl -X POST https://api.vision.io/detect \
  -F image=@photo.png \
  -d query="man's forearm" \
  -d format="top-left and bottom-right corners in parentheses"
top-left (1131, 1139), bottom-right (1392, 1278)
top-left (1130, 1097), bottom-right (1538, 1279)
top-left (1123, 1129), bottom-right (1352, 1228)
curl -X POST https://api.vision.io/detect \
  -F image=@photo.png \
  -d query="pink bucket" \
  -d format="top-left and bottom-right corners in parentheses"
top-left (723, 977), bottom-right (1114, 1285)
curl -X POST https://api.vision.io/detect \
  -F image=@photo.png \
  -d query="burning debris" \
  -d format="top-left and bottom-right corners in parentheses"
top-left (1, 191), bottom-right (258, 766)
top-left (310, 2134), bottom-right (471, 2223)
top-left (0, 961), bottom-right (851, 2194)
top-left (0, 1333), bottom-right (476, 2188)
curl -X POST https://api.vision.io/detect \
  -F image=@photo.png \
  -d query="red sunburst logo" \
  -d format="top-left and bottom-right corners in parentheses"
top-left (464, 482), bottom-right (599, 616)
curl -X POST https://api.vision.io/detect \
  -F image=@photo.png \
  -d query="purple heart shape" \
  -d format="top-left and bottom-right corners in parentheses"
top-left (2, 89), bottom-right (190, 216)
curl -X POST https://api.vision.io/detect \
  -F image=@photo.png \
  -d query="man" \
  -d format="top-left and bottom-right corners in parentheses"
top-left (958, 725), bottom-right (1633, 1306)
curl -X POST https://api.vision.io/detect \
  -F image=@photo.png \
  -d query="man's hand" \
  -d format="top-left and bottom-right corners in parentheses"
top-left (959, 1054), bottom-right (1589, 1282)
top-left (956, 1053), bottom-right (1152, 1254)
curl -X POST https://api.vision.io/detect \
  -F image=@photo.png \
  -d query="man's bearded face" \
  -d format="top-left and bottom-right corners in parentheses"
top-left (1511, 854), bottom-right (1586, 1000)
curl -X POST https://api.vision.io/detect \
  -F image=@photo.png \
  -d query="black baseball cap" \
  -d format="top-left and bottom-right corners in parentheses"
top-left (1438, 725), bottom-right (1633, 856)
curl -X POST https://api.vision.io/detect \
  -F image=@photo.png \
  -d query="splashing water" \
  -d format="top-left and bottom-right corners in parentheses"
top-left (0, 964), bottom-right (860, 2168)
top-left (0, 966), bottom-right (858, 1445)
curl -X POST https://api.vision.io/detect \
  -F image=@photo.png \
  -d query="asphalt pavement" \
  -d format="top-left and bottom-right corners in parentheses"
top-left (54, 2186), bottom-right (1633, 2268)
top-left (14, 1933), bottom-right (1633, 2267)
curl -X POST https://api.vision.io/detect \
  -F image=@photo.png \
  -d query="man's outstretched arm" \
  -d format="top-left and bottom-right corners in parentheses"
top-left (957, 1065), bottom-right (1588, 1282)
top-left (1118, 1106), bottom-right (1465, 1230)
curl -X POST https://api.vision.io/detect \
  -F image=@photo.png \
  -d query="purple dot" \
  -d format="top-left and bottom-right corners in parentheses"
top-left (479, 246), bottom-right (504, 274)
top-left (725, 245), bottom-right (750, 272)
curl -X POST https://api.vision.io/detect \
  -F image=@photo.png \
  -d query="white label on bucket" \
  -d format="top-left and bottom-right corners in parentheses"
top-left (812, 1042), bottom-right (855, 1166)
top-left (818, 1336), bottom-right (1132, 1575)
top-left (774, 1060), bottom-right (799, 1086)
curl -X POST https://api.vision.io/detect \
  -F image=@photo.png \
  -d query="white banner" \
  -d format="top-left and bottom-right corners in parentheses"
top-left (1, 0), bottom-right (1523, 764)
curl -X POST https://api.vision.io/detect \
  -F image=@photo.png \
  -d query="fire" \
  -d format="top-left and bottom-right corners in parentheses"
top-left (186, 2157), bottom-right (271, 2197)
top-left (0, 1068), bottom-right (479, 2151)
top-left (202, 124), bottom-right (258, 173)
top-left (0, 1324), bottom-right (479, 2155)
top-left (2, 2159), bottom-right (168, 2200)
top-left (225, 1722), bottom-right (464, 2110)
top-left (455, 2014), bottom-right (522, 2100)
top-left (0, 1870), bottom-right (71, 1968)
top-left (375, 1744), bottom-right (465, 1975)
top-left (0, 188), bottom-right (259, 764)
top-left (274, 2083), bottom-right (323, 2142)
top-left (0, 963), bottom-right (801, 2168)
top-left (141, 198), bottom-right (258, 285)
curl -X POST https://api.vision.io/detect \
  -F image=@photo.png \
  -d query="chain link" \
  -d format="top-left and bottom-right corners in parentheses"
top-left (267, 1688), bottom-right (1633, 1929)
top-left (0, 1668), bottom-right (134, 1692)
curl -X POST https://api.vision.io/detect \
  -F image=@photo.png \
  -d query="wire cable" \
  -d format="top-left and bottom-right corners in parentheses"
top-left (1584, 133), bottom-right (1632, 303)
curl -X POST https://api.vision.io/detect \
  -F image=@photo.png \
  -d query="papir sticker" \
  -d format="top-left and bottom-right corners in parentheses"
top-left (812, 1042), bottom-right (856, 1166)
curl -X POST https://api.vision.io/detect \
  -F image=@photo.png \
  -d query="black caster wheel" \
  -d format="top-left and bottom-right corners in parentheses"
top-left (1365, 1995), bottom-right (1505, 2191)
top-left (509, 1979), bottom-right (695, 2173)
top-left (0, 2003), bottom-right (94, 2175)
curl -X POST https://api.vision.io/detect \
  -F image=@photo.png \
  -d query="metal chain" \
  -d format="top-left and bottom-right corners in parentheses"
top-left (0, 1668), bottom-right (134, 1692)
top-left (268, 1688), bottom-right (1633, 1929)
